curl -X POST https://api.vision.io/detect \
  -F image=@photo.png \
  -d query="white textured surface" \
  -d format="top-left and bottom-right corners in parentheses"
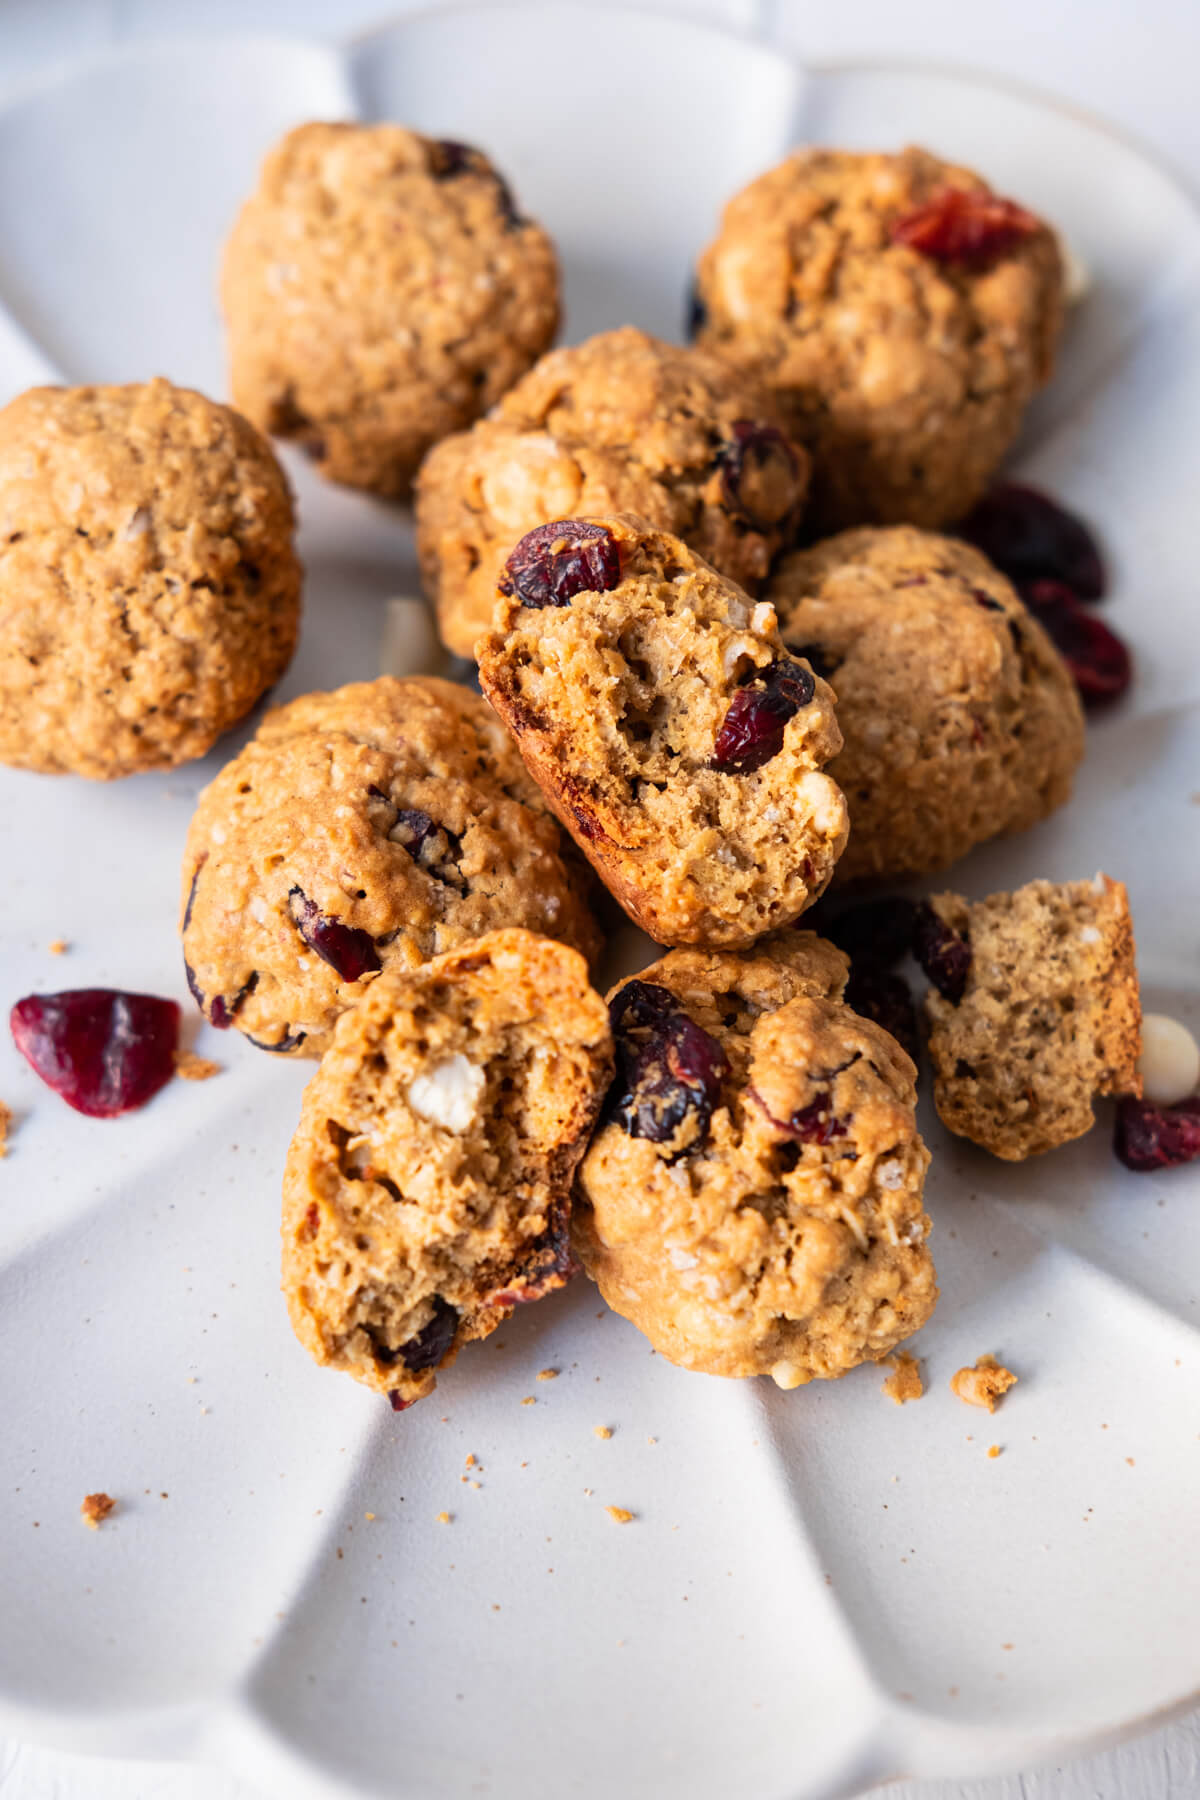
top-left (1, 5), bottom-right (1199, 1799)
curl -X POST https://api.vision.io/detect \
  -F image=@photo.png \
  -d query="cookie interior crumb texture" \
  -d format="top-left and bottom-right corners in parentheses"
top-left (282, 929), bottom-right (613, 1408)
top-left (951, 1356), bottom-right (1018, 1412)
top-left (416, 326), bottom-right (810, 657)
top-left (923, 874), bottom-right (1142, 1159)
top-left (221, 122), bottom-right (560, 499)
top-left (0, 378), bottom-right (302, 779)
top-left (574, 932), bottom-right (936, 1383)
top-left (80, 1492), bottom-right (116, 1529)
top-left (477, 513), bottom-right (848, 947)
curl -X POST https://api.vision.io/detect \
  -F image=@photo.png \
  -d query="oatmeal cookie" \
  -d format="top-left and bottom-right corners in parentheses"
top-left (282, 929), bottom-right (612, 1409)
top-left (574, 933), bottom-right (935, 1383)
top-left (181, 676), bottom-right (601, 1057)
top-left (768, 526), bottom-right (1085, 882)
top-left (917, 874), bottom-right (1142, 1160)
top-left (477, 514), bottom-right (848, 947)
top-left (222, 122), bottom-right (560, 498)
top-left (0, 378), bottom-right (300, 778)
top-left (416, 327), bottom-right (809, 657)
top-left (693, 146), bottom-right (1063, 530)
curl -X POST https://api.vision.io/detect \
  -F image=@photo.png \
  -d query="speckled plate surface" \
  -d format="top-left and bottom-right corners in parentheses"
top-left (1, 8), bottom-right (1199, 1798)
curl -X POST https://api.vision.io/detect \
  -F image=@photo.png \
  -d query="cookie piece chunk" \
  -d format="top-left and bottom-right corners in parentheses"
top-left (477, 514), bottom-right (847, 947)
top-left (693, 146), bottom-right (1063, 530)
top-left (0, 379), bottom-right (300, 778)
top-left (283, 930), bottom-right (612, 1408)
top-left (181, 677), bottom-right (600, 1057)
top-left (768, 526), bottom-right (1085, 882)
top-left (575, 933), bottom-right (935, 1383)
top-left (222, 123), bottom-right (560, 499)
top-left (416, 327), bottom-right (810, 657)
top-left (919, 874), bottom-right (1142, 1160)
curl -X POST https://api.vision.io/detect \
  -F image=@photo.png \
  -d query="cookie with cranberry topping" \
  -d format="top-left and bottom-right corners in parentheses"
top-left (920, 874), bottom-right (1142, 1160)
top-left (283, 929), bottom-right (612, 1409)
top-left (222, 122), bottom-right (560, 498)
top-left (693, 145), bottom-right (1063, 530)
top-left (181, 676), bottom-right (601, 1057)
top-left (574, 932), bottom-right (935, 1385)
top-left (415, 327), bottom-right (810, 657)
top-left (767, 526), bottom-right (1085, 882)
top-left (477, 513), bottom-right (847, 947)
top-left (0, 378), bottom-right (300, 779)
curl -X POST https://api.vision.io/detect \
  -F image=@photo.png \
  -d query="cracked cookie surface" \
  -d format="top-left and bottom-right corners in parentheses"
top-left (222, 122), bottom-right (560, 498)
top-left (283, 929), bottom-right (612, 1408)
top-left (180, 676), bottom-right (601, 1057)
top-left (416, 326), bottom-right (809, 657)
top-left (574, 932), bottom-right (935, 1383)
top-left (694, 145), bottom-right (1063, 530)
top-left (0, 378), bottom-right (300, 778)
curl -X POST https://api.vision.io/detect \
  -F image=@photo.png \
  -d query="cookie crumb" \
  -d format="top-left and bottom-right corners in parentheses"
top-left (520, 1396), bottom-right (536, 1406)
top-left (882, 1351), bottom-right (924, 1404)
top-left (175, 1049), bottom-right (221, 1082)
top-left (0, 1100), bottom-right (11, 1158)
top-left (951, 1356), bottom-right (1018, 1412)
top-left (81, 1492), bottom-right (116, 1529)
top-left (594, 1425), bottom-right (612, 1439)
top-left (465, 1453), bottom-right (477, 1468)
top-left (987, 1444), bottom-right (1002, 1459)
top-left (605, 1505), bottom-right (634, 1524)
top-left (436, 1511), bottom-right (451, 1524)
top-left (364, 1512), bottom-right (376, 1521)
top-left (537, 1368), bottom-right (559, 1381)
top-left (48, 939), bottom-right (68, 956)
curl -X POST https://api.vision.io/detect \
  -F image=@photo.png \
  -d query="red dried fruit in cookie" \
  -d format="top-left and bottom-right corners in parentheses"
top-left (288, 888), bottom-right (381, 983)
top-left (499, 519), bottom-right (621, 609)
top-left (958, 484), bottom-right (1105, 600)
top-left (891, 187), bottom-right (1040, 267)
top-left (912, 902), bottom-right (972, 1004)
top-left (717, 422), bottom-right (799, 529)
top-left (388, 1391), bottom-right (417, 1413)
top-left (1021, 579), bottom-right (1131, 707)
top-left (712, 659), bottom-right (816, 774)
top-left (1114, 1097), bottom-right (1200, 1172)
top-left (607, 980), bottom-right (728, 1158)
top-left (751, 1085), bottom-right (847, 1145)
top-left (10, 988), bottom-right (180, 1118)
top-left (396, 1296), bottom-right (459, 1372)
top-left (432, 139), bottom-right (523, 228)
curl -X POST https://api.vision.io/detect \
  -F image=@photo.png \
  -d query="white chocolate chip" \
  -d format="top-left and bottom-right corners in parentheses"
top-left (770, 1360), bottom-right (805, 1391)
top-left (667, 1247), bottom-right (698, 1271)
top-left (750, 601), bottom-right (776, 637)
top-left (407, 1055), bottom-right (486, 1132)
top-left (1079, 925), bottom-right (1102, 945)
top-left (876, 1159), bottom-right (905, 1190)
top-left (1137, 1014), bottom-right (1200, 1107)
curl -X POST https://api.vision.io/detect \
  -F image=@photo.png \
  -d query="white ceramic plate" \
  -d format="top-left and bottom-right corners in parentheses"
top-left (2, 8), bottom-right (1199, 1797)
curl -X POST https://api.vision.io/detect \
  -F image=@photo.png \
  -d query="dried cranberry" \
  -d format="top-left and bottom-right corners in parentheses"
top-left (824, 897), bottom-right (918, 971)
top-left (1115, 1097), bottom-right (1200, 1172)
top-left (751, 1085), bottom-right (847, 1144)
top-left (717, 422), bottom-right (798, 529)
top-left (607, 980), bottom-right (728, 1157)
top-left (388, 1391), bottom-right (416, 1413)
top-left (786, 641), bottom-right (839, 682)
top-left (1021, 579), bottom-right (1131, 707)
top-left (912, 902), bottom-right (972, 1004)
top-left (397, 1296), bottom-right (459, 1372)
top-left (499, 519), bottom-right (621, 609)
top-left (891, 187), bottom-right (1040, 266)
top-left (686, 279), bottom-right (707, 339)
top-left (10, 988), bottom-right (179, 1119)
top-left (845, 967), bottom-right (919, 1066)
top-left (288, 888), bottom-right (381, 983)
top-left (970, 587), bottom-right (1006, 613)
top-left (387, 804), bottom-right (464, 888)
top-left (712, 659), bottom-right (815, 774)
top-left (432, 139), bottom-right (523, 227)
top-left (957, 484), bottom-right (1105, 600)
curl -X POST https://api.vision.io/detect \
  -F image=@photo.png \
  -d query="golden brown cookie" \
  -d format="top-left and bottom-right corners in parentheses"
top-left (0, 378), bottom-right (300, 779)
top-left (221, 122), bottom-right (560, 498)
top-left (916, 874), bottom-right (1142, 1160)
top-left (767, 526), bottom-right (1085, 883)
top-left (574, 933), bottom-right (936, 1384)
top-left (282, 929), bottom-right (612, 1409)
top-left (477, 513), bottom-right (847, 947)
top-left (415, 326), bottom-right (809, 657)
top-left (181, 677), bottom-right (601, 1057)
top-left (694, 146), bottom-right (1063, 530)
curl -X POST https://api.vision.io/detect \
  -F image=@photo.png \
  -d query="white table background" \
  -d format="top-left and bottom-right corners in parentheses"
top-left (1, 1), bottom-right (1197, 1796)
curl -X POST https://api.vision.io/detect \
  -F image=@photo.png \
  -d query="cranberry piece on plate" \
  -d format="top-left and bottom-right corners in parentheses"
top-left (891, 188), bottom-right (1040, 267)
top-left (499, 519), bottom-right (621, 609)
top-left (712, 660), bottom-right (816, 774)
top-left (1021, 579), bottom-right (1132, 706)
top-left (1114, 1097), bottom-right (1200, 1172)
top-left (288, 888), bottom-right (381, 983)
top-left (912, 903), bottom-right (972, 1004)
top-left (958, 483), bottom-right (1105, 600)
top-left (10, 988), bottom-right (180, 1118)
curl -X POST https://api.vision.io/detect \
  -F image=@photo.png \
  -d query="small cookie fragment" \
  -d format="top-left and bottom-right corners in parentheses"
top-left (920, 875), bottom-right (1142, 1160)
top-left (0, 1099), bottom-right (11, 1158)
top-left (574, 931), bottom-right (936, 1384)
top-left (81, 1492), bottom-right (116, 1529)
top-left (882, 1352), bottom-right (924, 1404)
top-left (416, 327), bottom-right (809, 656)
top-left (605, 1506), bottom-right (634, 1525)
top-left (174, 1050), bottom-right (221, 1082)
top-left (951, 1356), bottom-right (1018, 1412)
top-left (282, 929), bottom-right (612, 1409)
top-left (48, 940), bottom-right (68, 956)
top-left (478, 513), bottom-right (847, 947)
top-left (222, 122), bottom-right (559, 498)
